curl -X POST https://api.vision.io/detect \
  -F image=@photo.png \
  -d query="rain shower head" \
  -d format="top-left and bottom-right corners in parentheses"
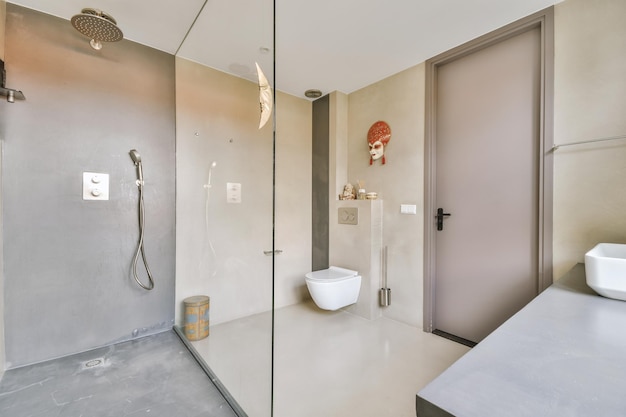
top-left (71, 8), bottom-right (123, 50)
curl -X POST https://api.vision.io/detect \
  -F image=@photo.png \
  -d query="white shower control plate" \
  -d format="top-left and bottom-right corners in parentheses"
top-left (227, 182), bottom-right (242, 203)
top-left (83, 172), bottom-right (109, 201)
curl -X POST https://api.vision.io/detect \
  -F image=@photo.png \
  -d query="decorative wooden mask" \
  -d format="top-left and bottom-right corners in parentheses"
top-left (367, 121), bottom-right (391, 165)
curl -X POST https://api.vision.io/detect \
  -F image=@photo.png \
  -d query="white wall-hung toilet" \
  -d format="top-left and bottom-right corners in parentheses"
top-left (305, 266), bottom-right (361, 311)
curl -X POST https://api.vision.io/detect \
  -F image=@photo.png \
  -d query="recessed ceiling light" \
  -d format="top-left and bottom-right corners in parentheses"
top-left (305, 89), bottom-right (322, 99)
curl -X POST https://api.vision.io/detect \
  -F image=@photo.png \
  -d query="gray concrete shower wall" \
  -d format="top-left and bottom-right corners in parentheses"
top-left (1, 5), bottom-right (176, 368)
top-left (312, 96), bottom-right (330, 271)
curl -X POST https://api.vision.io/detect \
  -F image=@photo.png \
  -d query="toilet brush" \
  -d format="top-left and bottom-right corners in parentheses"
top-left (379, 246), bottom-right (391, 306)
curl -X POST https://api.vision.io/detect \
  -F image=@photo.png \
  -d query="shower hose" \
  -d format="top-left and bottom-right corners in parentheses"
top-left (132, 177), bottom-right (155, 290)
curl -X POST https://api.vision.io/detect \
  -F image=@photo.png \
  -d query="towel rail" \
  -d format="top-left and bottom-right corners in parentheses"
top-left (551, 134), bottom-right (626, 152)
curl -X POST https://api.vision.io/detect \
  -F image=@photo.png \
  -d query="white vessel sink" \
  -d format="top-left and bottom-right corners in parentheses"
top-left (585, 243), bottom-right (626, 301)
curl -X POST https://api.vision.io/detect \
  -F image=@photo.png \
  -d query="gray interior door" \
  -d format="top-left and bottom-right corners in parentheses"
top-left (433, 26), bottom-right (541, 344)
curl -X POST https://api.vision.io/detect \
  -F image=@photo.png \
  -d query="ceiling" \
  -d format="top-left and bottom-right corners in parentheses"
top-left (7, 0), bottom-right (562, 99)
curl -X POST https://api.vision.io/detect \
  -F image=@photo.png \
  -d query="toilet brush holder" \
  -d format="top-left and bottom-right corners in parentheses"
top-left (379, 287), bottom-right (391, 307)
top-left (379, 246), bottom-right (391, 306)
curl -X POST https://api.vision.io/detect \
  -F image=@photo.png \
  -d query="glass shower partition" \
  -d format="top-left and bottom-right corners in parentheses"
top-left (174, 1), bottom-right (276, 415)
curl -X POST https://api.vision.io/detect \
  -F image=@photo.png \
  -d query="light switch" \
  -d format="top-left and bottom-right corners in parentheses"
top-left (400, 204), bottom-right (417, 215)
top-left (83, 172), bottom-right (109, 201)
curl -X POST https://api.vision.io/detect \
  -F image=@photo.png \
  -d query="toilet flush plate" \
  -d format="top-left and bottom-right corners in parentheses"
top-left (338, 207), bottom-right (358, 225)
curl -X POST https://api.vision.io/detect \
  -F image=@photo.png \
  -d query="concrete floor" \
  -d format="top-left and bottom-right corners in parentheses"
top-left (0, 303), bottom-right (470, 417)
top-left (192, 301), bottom-right (471, 417)
top-left (0, 330), bottom-right (237, 417)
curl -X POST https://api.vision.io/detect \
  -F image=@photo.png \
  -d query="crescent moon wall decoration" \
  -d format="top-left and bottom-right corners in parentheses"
top-left (256, 62), bottom-right (273, 129)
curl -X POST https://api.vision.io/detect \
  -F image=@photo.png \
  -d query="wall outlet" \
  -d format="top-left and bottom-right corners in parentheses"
top-left (338, 207), bottom-right (358, 225)
top-left (400, 204), bottom-right (417, 215)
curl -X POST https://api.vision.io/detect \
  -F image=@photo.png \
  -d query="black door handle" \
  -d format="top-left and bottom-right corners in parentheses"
top-left (436, 208), bottom-right (451, 231)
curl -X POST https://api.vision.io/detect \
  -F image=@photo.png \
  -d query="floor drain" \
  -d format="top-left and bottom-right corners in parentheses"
top-left (82, 358), bottom-right (104, 369)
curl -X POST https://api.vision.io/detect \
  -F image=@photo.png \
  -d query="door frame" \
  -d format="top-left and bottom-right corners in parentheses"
top-left (423, 7), bottom-right (555, 332)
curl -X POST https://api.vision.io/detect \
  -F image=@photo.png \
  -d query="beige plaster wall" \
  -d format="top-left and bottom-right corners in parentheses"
top-left (0, 0), bottom-right (5, 60)
top-left (339, 0), bottom-right (626, 328)
top-left (175, 57), bottom-right (312, 326)
top-left (347, 64), bottom-right (425, 328)
top-left (553, 0), bottom-right (626, 279)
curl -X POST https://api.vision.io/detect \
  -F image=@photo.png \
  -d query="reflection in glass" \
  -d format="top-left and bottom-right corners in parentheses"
top-left (175, 1), bottom-right (275, 415)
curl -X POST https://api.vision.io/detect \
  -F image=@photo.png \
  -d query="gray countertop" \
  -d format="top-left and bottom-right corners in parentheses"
top-left (416, 264), bottom-right (626, 417)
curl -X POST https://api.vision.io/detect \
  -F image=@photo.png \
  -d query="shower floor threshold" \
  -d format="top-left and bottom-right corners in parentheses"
top-left (0, 329), bottom-right (241, 417)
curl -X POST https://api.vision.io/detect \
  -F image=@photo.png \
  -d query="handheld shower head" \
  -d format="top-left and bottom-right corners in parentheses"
top-left (129, 149), bottom-right (144, 184)
top-left (129, 149), bottom-right (141, 165)
top-left (127, 147), bottom-right (154, 291)
top-left (204, 161), bottom-right (218, 189)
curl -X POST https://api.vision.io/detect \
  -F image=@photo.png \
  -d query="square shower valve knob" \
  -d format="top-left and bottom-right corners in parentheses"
top-left (83, 172), bottom-right (110, 200)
